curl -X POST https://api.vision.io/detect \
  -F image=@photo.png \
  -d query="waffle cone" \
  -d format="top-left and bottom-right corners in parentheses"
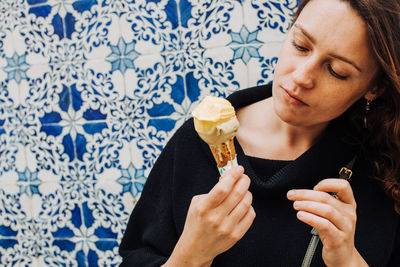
top-left (209, 139), bottom-right (236, 167)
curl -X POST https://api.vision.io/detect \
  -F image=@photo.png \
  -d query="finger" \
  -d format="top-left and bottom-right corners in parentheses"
top-left (314, 179), bottom-right (356, 205)
top-left (287, 189), bottom-right (338, 207)
top-left (227, 191), bottom-right (253, 222)
top-left (296, 211), bottom-right (340, 240)
top-left (293, 200), bottom-right (349, 231)
top-left (206, 166), bottom-right (244, 208)
top-left (231, 206), bottom-right (256, 241)
top-left (219, 175), bottom-right (251, 214)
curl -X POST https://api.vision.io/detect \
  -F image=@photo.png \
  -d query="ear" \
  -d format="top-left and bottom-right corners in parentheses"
top-left (364, 87), bottom-right (380, 101)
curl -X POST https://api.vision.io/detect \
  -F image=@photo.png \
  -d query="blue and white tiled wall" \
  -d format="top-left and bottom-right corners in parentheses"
top-left (0, 0), bottom-right (298, 266)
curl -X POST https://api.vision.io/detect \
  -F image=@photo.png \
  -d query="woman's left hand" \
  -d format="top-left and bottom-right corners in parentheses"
top-left (287, 179), bottom-right (368, 267)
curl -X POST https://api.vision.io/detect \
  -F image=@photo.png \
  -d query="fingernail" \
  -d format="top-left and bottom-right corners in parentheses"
top-left (297, 211), bottom-right (305, 218)
top-left (287, 190), bottom-right (295, 198)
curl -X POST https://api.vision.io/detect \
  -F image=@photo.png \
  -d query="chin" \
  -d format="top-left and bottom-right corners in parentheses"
top-left (273, 97), bottom-right (302, 126)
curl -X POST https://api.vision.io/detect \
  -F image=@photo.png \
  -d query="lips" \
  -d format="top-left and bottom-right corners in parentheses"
top-left (282, 87), bottom-right (308, 106)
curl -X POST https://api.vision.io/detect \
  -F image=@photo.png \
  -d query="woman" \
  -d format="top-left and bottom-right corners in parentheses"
top-left (119, 0), bottom-right (400, 266)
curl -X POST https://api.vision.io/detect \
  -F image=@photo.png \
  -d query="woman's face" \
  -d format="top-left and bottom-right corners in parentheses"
top-left (272, 0), bottom-right (379, 128)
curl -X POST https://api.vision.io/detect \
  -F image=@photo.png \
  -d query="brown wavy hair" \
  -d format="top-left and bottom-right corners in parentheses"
top-left (292, 0), bottom-right (400, 213)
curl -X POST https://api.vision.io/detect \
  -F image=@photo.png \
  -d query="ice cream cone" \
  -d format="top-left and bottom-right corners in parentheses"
top-left (209, 138), bottom-right (236, 167)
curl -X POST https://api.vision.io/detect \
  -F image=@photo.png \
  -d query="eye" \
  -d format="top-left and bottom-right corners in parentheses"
top-left (328, 64), bottom-right (348, 80)
top-left (292, 40), bottom-right (308, 52)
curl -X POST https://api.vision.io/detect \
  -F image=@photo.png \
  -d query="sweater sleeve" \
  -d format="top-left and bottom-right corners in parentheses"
top-left (119, 132), bottom-right (179, 266)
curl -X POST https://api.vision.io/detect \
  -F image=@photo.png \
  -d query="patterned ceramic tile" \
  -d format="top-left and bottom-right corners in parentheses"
top-left (0, 184), bottom-right (34, 266)
top-left (0, 0), bottom-right (297, 265)
top-left (243, 0), bottom-right (298, 42)
top-left (189, 46), bottom-right (248, 97)
top-left (247, 42), bottom-right (282, 86)
top-left (180, 0), bottom-right (244, 50)
top-left (9, 144), bottom-right (28, 178)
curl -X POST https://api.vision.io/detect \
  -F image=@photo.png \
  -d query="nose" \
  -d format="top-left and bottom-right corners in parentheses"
top-left (291, 57), bottom-right (316, 89)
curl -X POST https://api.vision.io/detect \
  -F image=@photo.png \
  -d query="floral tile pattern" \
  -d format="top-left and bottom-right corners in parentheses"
top-left (0, 0), bottom-right (297, 265)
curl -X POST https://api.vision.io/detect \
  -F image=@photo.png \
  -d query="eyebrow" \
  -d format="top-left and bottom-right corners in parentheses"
top-left (293, 24), bottom-right (363, 73)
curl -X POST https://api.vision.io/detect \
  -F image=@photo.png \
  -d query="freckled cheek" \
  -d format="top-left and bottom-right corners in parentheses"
top-left (273, 62), bottom-right (295, 84)
top-left (275, 44), bottom-right (297, 76)
top-left (273, 60), bottom-right (284, 77)
top-left (317, 101), bottom-right (351, 120)
top-left (330, 91), bottom-right (361, 110)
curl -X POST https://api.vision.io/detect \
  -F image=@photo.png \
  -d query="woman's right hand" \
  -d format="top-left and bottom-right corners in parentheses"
top-left (164, 166), bottom-right (255, 267)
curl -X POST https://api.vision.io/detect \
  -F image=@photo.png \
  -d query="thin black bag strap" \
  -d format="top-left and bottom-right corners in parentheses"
top-left (301, 155), bottom-right (357, 267)
top-left (339, 155), bottom-right (357, 180)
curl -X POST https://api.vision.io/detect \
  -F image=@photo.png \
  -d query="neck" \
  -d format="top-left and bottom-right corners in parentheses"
top-left (271, 108), bottom-right (326, 147)
top-left (267, 98), bottom-right (328, 153)
top-left (236, 97), bottom-right (330, 160)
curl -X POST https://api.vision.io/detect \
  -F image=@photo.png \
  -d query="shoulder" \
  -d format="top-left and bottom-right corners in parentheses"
top-left (227, 83), bottom-right (272, 110)
top-left (228, 83), bottom-right (273, 132)
top-left (169, 118), bottom-right (198, 146)
top-left (164, 118), bottom-right (211, 162)
top-left (170, 82), bottom-right (273, 148)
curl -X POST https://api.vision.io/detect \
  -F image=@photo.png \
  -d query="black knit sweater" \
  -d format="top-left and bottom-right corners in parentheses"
top-left (119, 84), bottom-right (400, 266)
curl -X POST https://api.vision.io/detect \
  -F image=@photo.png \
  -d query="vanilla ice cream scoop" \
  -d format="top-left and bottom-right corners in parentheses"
top-left (192, 96), bottom-right (239, 146)
top-left (192, 96), bottom-right (239, 167)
